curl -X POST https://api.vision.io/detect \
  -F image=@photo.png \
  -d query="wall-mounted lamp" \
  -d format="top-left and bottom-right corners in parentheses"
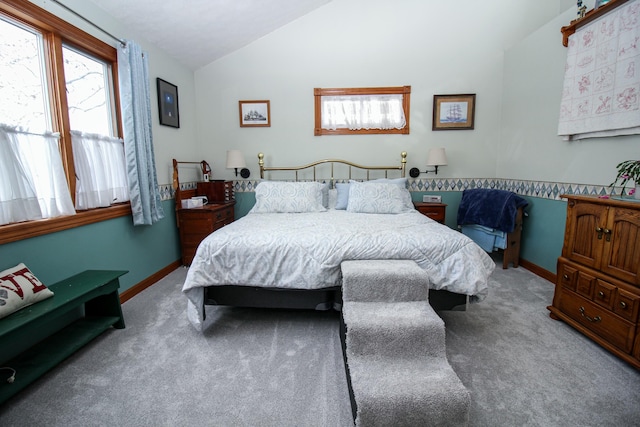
top-left (226, 150), bottom-right (250, 178)
top-left (409, 147), bottom-right (448, 177)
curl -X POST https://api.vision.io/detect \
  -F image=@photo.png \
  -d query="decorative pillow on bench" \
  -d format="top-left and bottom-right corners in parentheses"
top-left (0, 263), bottom-right (54, 320)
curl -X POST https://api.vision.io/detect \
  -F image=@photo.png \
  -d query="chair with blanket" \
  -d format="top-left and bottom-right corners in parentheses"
top-left (457, 188), bottom-right (528, 269)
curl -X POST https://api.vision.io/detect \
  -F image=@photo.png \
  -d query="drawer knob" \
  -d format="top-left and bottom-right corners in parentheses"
top-left (563, 274), bottom-right (569, 280)
top-left (579, 306), bottom-right (601, 323)
top-left (598, 291), bottom-right (604, 298)
top-left (619, 301), bottom-right (627, 309)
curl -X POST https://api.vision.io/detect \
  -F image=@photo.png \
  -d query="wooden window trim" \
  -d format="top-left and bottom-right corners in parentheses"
top-left (0, 0), bottom-right (129, 244)
top-left (0, 204), bottom-right (133, 245)
top-left (314, 86), bottom-right (411, 136)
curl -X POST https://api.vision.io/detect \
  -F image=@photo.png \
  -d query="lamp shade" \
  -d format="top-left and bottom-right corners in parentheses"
top-left (426, 147), bottom-right (447, 166)
top-left (226, 150), bottom-right (246, 169)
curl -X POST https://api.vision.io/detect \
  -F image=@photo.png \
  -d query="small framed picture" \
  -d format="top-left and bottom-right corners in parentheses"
top-left (432, 94), bottom-right (476, 131)
top-left (239, 100), bottom-right (270, 127)
top-left (157, 78), bottom-right (180, 128)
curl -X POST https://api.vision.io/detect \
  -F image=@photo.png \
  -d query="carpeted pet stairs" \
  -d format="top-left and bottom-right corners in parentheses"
top-left (341, 260), bottom-right (470, 427)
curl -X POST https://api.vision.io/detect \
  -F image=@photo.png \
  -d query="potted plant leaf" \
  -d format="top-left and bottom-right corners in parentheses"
top-left (610, 160), bottom-right (640, 199)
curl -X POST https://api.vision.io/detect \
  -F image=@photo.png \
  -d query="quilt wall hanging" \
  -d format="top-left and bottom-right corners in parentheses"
top-left (558, 0), bottom-right (640, 140)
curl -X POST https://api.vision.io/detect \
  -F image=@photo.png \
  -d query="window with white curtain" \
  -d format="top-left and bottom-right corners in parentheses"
top-left (314, 86), bottom-right (411, 135)
top-left (0, 0), bottom-right (128, 236)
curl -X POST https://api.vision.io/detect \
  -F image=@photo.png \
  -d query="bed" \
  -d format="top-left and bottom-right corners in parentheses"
top-left (182, 152), bottom-right (495, 331)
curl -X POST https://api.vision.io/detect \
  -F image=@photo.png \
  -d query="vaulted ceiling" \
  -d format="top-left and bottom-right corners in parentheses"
top-left (86, 0), bottom-right (332, 70)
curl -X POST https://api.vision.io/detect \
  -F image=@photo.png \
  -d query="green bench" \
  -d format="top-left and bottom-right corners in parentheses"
top-left (0, 270), bottom-right (127, 405)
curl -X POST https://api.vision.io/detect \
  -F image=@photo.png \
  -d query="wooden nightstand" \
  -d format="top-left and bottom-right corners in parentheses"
top-left (177, 201), bottom-right (235, 265)
top-left (413, 202), bottom-right (447, 224)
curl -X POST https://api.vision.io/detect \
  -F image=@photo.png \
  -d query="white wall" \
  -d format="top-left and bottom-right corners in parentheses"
top-left (30, 0), bottom-right (636, 188)
top-left (500, 6), bottom-right (640, 186)
top-left (27, 0), bottom-right (199, 186)
top-left (194, 0), bottom-right (578, 182)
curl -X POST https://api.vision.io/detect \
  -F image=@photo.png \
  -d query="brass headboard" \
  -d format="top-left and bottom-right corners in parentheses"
top-left (258, 152), bottom-right (407, 184)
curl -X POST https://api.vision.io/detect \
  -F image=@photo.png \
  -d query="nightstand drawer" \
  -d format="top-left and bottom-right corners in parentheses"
top-left (213, 206), bottom-right (234, 224)
top-left (413, 202), bottom-right (446, 224)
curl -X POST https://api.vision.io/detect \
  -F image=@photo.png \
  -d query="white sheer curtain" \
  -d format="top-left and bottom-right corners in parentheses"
top-left (321, 94), bottom-right (406, 130)
top-left (117, 40), bottom-right (164, 226)
top-left (71, 130), bottom-right (129, 210)
top-left (0, 124), bottom-right (75, 225)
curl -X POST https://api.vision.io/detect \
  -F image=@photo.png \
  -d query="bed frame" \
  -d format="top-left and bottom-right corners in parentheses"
top-left (202, 151), bottom-right (467, 314)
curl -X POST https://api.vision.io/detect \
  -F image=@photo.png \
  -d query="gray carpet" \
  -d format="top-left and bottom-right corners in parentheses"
top-left (1, 256), bottom-right (639, 426)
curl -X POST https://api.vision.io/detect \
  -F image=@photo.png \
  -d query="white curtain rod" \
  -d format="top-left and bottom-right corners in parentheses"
top-left (50, 0), bottom-right (126, 47)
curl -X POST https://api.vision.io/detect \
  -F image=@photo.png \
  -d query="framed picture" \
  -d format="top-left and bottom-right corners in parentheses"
top-left (432, 94), bottom-right (476, 130)
top-left (239, 100), bottom-right (270, 127)
top-left (157, 78), bottom-right (180, 128)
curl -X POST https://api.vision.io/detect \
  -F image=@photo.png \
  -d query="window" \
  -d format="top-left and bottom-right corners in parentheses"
top-left (314, 86), bottom-right (411, 136)
top-left (0, 0), bottom-right (130, 244)
top-left (63, 45), bottom-right (116, 136)
top-left (0, 18), bottom-right (48, 130)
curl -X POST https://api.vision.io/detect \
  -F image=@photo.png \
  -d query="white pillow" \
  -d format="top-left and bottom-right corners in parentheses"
top-left (336, 178), bottom-right (410, 210)
top-left (250, 181), bottom-right (327, 213)
top-left (346, 181), bottom-right (414, 214)
top-left (0, 263), bottom-right (54, 319)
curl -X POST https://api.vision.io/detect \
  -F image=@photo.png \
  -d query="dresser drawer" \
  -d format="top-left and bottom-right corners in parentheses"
top-left (613, 288), bottom-right (640, 322)
top-left (557, 288), bottom-right (636, 353)
top-left (557, 262), bottom-right (578, 291)
top-left (593, 279), bottom-right (616, 310)
top-left (576, 270), bottom-right (596, 299)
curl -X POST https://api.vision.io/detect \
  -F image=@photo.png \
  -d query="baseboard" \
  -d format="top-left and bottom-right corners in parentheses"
top-left (519, 258), bottom-right (556, 284)
top-left (119, 259), bottom-right (182, 303)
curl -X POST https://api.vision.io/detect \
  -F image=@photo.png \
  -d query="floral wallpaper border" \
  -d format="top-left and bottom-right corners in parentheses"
top-left (158, 178), bottom-right (632, 202)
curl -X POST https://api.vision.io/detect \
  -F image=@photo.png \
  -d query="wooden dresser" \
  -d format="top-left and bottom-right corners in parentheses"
top-left (177, 202), bottom-right (235, 265)
top-left (548, 195), bottom-right (640, 369)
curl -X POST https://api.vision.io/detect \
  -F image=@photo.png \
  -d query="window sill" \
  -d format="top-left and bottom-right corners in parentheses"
top-left (0, 203), bottom-right (132, 245)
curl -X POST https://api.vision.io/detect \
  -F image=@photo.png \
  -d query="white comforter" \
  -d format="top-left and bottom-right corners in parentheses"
top-left (183, 210), bottom-right (495, 329)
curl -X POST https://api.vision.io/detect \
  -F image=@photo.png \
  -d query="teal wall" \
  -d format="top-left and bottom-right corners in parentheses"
top-left (234, 192), bottom-right (256, 219)
top-left (0, 192), bottom-right (565, 296)
top-left (0, 200), bottom-right (181, 293)
top-left (236, 190), bottom-right (566, 274)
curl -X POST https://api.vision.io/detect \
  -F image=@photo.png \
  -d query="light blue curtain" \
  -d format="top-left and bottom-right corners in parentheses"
top-left (117, 40), bottom-right (164, 225)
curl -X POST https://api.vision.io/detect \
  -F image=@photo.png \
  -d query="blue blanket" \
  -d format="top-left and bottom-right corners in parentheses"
top-left (460, 224), bottom-right (506, 252)
top-left (457, 189), bottom-right (528, 233)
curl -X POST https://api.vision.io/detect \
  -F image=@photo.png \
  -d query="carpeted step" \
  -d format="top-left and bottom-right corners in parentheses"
top-left (343, 301), bottom-right (445, 359)
top-left (346, 355), bottom-right (470, 427)
top-left (340, 259), bottom-right (470, 426)
top-left (341, 259), bottom-right (430, 302)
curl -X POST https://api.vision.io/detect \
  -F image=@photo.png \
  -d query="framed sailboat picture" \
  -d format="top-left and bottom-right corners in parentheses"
top-left (239, 100), bottom-right (271, 127)
top-left (432, 94), bottom-right (476, 130)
